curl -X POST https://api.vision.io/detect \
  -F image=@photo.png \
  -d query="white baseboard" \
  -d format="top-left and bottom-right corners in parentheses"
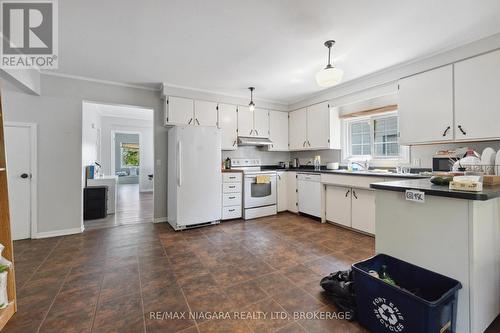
top-left (33, 225), bottom-right (84, 239)
top-left (153, 217), bottom-right (168, 223)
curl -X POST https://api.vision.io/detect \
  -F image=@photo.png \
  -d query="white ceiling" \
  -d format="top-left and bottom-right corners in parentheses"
top-left (57, 0), bottom-right (500, 103)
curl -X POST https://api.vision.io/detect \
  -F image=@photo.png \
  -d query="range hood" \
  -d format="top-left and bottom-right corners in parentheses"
top-left (237, 136), bottom-right (273, 147)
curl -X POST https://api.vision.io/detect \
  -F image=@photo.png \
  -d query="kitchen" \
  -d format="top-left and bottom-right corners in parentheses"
top-left (0, 1), bottom-right (500, 333)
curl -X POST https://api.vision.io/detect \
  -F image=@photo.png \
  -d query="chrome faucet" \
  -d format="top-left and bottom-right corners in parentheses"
top-left (351, 160), bottom-right (370, 171)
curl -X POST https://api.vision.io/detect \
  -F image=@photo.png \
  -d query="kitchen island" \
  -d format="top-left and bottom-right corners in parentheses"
top-left (371, 180), bottom-right (500, 333)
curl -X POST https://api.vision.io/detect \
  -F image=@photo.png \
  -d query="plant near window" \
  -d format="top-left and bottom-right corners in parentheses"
top-left (121, 143), bottom-right (139, 167)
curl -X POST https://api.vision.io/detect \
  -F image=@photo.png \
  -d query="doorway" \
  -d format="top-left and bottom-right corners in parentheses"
top-left (81, 101), bottom-right (154, 230)
top-left (4, 122), bottom-right (37, 240)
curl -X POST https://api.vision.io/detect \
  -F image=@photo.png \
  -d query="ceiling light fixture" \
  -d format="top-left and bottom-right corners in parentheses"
top-left (315, 40), bottom-right (343, 88)
top-left (248, 87), bottom-right (256, 111)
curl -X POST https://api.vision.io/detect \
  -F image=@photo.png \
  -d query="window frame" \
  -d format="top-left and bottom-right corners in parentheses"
top-left (343, 111), bottom-right (409, 164)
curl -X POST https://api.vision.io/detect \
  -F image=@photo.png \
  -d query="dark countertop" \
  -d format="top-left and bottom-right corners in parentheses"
top-left (261, 166), bottom-right (430, 179)
top-left (370, 179), bottom-right (500, 200)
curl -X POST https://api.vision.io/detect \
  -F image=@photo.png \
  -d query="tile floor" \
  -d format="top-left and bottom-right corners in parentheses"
top-left (5, 213), bottom-right (499, 332)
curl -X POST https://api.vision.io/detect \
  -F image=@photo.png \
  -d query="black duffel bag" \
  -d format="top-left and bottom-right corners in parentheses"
top-left (320, 269), bottom-right (356, 321)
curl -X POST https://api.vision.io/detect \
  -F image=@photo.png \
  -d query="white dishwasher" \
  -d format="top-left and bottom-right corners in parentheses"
top-left (297, 173), bottom-right (321, 218)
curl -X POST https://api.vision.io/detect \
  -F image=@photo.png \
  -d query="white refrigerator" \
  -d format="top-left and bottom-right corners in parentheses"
top-left (167, 126), bottom-right (222, 230)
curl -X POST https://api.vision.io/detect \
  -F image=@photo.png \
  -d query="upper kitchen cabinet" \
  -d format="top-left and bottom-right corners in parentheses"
top-left (165, 96), bottom-right (194, 126)
top-left (237, 106), bottom-right (270, 138)
top-left (289, 102), bottom-right (340, 150)
top-left (237, 106), bottom-right (254, 137)
top-left (218, 103), bottom-right (238, 150)
top-left (253, 108), bottom-right (270, 138)
top-left (454, 50), bottom-right (500, 141)
top-left (269, 110), bottom-right (288, 151)
top-left (307, 102), bottom-right (333, 149)
top-left (194, 100), bottom-right (218, 127)
top-left (289, 108), bottom-right (307, 150)
top-left (398, 65), bottom-right (454, 144)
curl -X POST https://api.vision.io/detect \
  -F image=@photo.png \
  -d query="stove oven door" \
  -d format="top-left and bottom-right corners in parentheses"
top-left (243, 174), bottom-right (277, 208)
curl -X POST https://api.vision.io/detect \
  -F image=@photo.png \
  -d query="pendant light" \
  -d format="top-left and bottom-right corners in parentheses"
top-left (248, 87), bottom-right (256, 111)
top-left (315, 40), bottom-right (343, 87)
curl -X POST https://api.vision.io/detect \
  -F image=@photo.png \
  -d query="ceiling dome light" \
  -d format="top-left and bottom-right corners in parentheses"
top-left (315, 40), bottom-right (343, 88)
top-left (248, 87), bottom-right (256, 111)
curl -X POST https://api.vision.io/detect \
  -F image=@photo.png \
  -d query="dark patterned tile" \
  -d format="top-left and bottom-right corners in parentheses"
top-left (93, 293), bottom-right (144, 333)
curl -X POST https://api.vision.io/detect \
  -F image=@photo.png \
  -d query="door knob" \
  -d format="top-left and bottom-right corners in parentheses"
top-left (20, 173), bottom-right (29, 179)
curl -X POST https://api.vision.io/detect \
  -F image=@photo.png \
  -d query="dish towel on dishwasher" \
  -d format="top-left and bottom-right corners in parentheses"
top-left (256, 175), bottom-right (270, 184)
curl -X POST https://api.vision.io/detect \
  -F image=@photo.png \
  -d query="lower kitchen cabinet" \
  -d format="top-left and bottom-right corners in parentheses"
top-left (351, 188), bottom-right (375, 234)
top-left (277, 171), bottom-right (287, 212)
top-left (325, 185), bottom-right (352, 228)
top-left (286, 172), bottom-right (298, 213)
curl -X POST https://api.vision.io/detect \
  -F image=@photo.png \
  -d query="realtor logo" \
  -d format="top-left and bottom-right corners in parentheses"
top-left (1, 0), bottom-right (58, 68)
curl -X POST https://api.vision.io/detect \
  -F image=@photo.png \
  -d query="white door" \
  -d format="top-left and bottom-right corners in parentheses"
top-left (177, 126), bottom-right (222, 226)
top-left (398, 65), bottom-right (454, 144)
top-left (289, 108), bottom-right (307, 150)
top-left (218, 103), bottom-right (238, 150)
top-left (237, 105), bottom-right (254, 137)
top-left (167, 96), bottom-right (194, 125)
top-left (351, 188), bottom-right (375, 234)
top-left (194, 100), bottom-right (218, 127)
top-left (276, 171), bottom-right (287, 212)
top-left (269, 111), bottom-right (289, 151)
top-left (454, 50), bottom-right (500, 141)
top-left (286, 172), bottom-right (298, 213)
top-left (253, 108), bottom-right (269, 138)
top-left (5, 125), bottom-right (33, 240)
top-left (325, 186), bottom-right (351, 227)
top-left (307, 102), bottom-right (330, 149)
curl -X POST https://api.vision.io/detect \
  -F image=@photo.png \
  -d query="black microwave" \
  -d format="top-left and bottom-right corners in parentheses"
top-left (432, 155), bottom-right (455, 172)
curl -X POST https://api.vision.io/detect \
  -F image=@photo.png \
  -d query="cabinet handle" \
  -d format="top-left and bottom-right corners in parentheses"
top-left (303, 140), bottom-right (306, 147)
top-left (229, 176), bottom-right (236, 179)
top-left (352, 190), bottom-right (358, 199)
top-left (188, 118), bottom-right (193, 125)
top-left (250, 129), bottom-right (254, 135)
top-left (195, 118), bottom-right (200, 125)
top-left (255, 129), bottom-right (259, 136)
top-left (345, 189), bottom-right (350, 197)
top-left (233, 140), bottom-right (237, 146)
top-left (307, 140), bottom-right (311, 147)
top-left (228, 209), bottom-right (235, 212)
top-left (229, 196), bottom-right (236, 199)
top-left (458, 125), bottom-right (467, 135)
top-left (442, 126), bottom-right (451, 137)
top-left (229, 186), bottom-right (235, 189)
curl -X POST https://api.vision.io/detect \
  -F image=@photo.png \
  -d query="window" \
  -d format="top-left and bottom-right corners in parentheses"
top-left (121, 143), bottom-right (139, 167)
top-left (346, 113), bottom-right (403, 160)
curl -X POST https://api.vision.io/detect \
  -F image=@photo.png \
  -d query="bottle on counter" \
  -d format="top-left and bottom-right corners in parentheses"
top-left (224, 157), bottom-right (231, 169)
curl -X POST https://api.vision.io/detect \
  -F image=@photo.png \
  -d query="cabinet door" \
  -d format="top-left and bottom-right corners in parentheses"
top-left (277, 171), bottom-right (287, 212)
top-left (269, 111), bottom-right (289, 151)
top-left (166, 96), bottom-right (194, 125)
top-left (289, 108), bottom-right (307, 150)
top-left (253, 108), bottom-right (270, 138)
top-left (455, 50), bottom-right (500, 141)
top-left (325, 186), bottom-right (351, 227)
top-left (286, 172), bottom-right (298, 213)
top-left (398, 65), bottom-right (454, 144)
top-left (351, 189), bottom-right (375, 234)
top-left (194, 100), bottom-right (218, 127)
top-left (237, 106), bottom-right (254, 137)
top-left (307, 102), bottom-right (330, 149)
top-left (218, 103), bottom-right (238, 150)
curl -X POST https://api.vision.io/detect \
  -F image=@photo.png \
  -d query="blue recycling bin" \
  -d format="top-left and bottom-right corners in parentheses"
top-left (352, 254), bottom-right (462, 333)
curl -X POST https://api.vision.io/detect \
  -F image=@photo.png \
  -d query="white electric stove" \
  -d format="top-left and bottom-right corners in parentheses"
top-left (230, 159), bottom-right (277, 220)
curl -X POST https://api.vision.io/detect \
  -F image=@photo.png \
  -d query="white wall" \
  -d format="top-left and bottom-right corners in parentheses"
top-left (100, 116), bottom-right (154, 192)
top-left (0, 68), bottom-right (41, 95)
top-left (81, 103), bottom-right (101, 171)
top-left (1, 74), bottom-right (165, 235)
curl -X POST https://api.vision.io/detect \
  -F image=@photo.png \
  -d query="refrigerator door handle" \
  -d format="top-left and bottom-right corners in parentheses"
top-left (177, 141), bottom-right (182, 187)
